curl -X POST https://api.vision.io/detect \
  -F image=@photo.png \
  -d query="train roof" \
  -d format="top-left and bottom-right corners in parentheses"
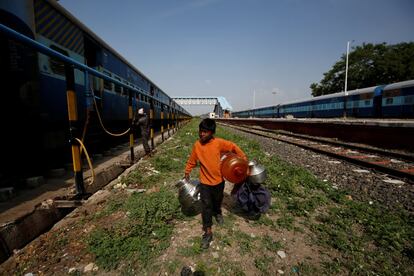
top-left (383, 79), bottom-right (414, 90)
top-left (48, 0), bottom-right (165, 96)
top-left (279, 85), bottom-right (377, 106)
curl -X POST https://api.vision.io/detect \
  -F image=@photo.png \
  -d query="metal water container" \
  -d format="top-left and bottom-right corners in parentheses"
top-left (221, 152), bottom-right (249, 184)
top-left (248, 160), bottom-right (267, 184)
top-left (175, 178), bottom-right (202, 216)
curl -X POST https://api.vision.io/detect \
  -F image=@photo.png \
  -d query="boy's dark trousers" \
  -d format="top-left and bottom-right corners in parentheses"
top-left (199, 181), bottom-right (225, 230)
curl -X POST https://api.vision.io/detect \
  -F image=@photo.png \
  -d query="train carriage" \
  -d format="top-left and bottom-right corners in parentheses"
top-left (0, 0), bottom-right (190, 180)
top-left (381, 81), bottom-right (414, 117)
top-left (233, 80), bottom-right (414, 119)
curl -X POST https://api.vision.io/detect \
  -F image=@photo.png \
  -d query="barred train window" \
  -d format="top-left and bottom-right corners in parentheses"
top-left (114, 77), bottom-right (122, 93)
top-left (405, 96), bottom-right (413, 104)
top-left (386, 98), bottom-right (393, 105)
top-left (103, 71), bottom-right (112, 91)
top-left (49, 45), bottom-right (68, 76)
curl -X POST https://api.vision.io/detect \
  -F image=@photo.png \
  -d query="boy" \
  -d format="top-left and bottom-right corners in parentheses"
top-left (184, 118), bottom-right (247, 249)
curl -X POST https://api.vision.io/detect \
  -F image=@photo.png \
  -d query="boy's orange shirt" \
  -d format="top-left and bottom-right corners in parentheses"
top-left (185, 137), bottom-right (247, 186)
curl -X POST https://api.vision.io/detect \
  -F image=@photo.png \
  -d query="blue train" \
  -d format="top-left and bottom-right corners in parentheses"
top-left (0, 0), bottom-right (190, 180)
top-left (232, 80), bottom-right (414, 119)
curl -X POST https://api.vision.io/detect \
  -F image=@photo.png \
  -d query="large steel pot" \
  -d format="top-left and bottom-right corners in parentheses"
top-left (175, 178), bottom-right (201, 216)
top-left (248, 160), bottom-right (267, 184)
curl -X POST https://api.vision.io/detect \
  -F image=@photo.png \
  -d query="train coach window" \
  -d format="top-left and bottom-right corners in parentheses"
top-left (365, 100), bottom-right (370, 106)
top-left (49, 45), bottom-right (68, 76)
top-left (114, 76), bottom-right (122, 93)
top-left (385, 98), bottom-right (393, 105)
top-left (103, 71), bottom-right (112, 91)
top-left (122, 81), bottom-right (130, 95)
top-left (405, 96), bottom-right (413, 104)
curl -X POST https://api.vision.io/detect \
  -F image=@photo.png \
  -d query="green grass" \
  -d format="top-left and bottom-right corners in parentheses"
top-left (234, 231), bottom-right (256, 255)
top-left (254, 255), bottom-right (274, 274)
top-left (177, 236), bottom-right (203, 257)
top-left (166, 259), bottom-right (181, 274)
top-left (311, 201), bottom-right (414, 275)
top-left (92, 197), bottom-right (125, 220)
top-left (261, 235), bottom-right (283, 252)
top-left (87, 187), bottom-right (182, 270)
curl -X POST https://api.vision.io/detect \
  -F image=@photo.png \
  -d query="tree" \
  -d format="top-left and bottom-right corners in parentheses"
top-left (310, 42), bottom-right (414, 97)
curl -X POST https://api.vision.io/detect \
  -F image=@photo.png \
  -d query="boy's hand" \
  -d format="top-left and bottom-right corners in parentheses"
top-left (184, 173), bottom-right (190, 181)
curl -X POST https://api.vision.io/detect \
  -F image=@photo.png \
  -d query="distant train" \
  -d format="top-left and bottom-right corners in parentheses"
top-left (232, 80), bottom-right (414, 119)
top-left (0, 0), bottom-right (190, 178)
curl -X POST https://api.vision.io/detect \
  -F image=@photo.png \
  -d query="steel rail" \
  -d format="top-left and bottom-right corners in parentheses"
top-left (244, 125), bottom-right (414, 163)
top-left (219, 122), bottom-right (414, 182)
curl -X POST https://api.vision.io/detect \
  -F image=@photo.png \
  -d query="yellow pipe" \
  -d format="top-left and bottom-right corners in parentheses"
top-left (128, 106), bottom-right (133, 119)
top-left (71, 145), bottom-right (81, 171)
top-left (75, 138), bottom-right (95, 185)
top-left (66, 90), bottom-right (78, 121)
top-left (130, 134), bottom-right (134, 147)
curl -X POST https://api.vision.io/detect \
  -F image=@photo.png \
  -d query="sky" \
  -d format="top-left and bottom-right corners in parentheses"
top-left (58, 0), bottom-right (414, 115)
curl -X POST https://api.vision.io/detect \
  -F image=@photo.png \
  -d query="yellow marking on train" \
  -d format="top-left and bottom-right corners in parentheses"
top-left (67, 29), bottom-right (82, 50)
top-left (36, 5), bottom-right (54, 27)
top-left (56, 23), bottom-right (76, 45)
top-left (41, 13), bottom-right (60, 36)
top-left (48, 16), bottom-right (68, 41)
top-left (57, 23), bottom-right (76, 46)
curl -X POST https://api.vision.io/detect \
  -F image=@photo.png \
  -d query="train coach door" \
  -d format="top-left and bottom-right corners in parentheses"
top-left (84, 36), bottom-right (103, 109)
top-left (0, 7), bottom-right (43, 179)
top-left (373, 86), bottom-right (383, 117)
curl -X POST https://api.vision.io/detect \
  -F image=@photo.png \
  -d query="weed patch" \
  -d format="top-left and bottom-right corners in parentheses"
top-left (312, 200), bottom-right (414, 275)
top-left (254, 255), bottom-right (274, 273)
top-left (87, 187), bottom-right (181, 270)
top-left (177, 236), bottom-right (203, 257)
top-left (234, 231), bottom-right (256, 255)
top-left (261, 235), bottom-right (283, 252)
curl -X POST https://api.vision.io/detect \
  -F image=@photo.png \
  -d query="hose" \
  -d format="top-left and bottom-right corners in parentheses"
top-left (90, 84), bottom-right (131, 137)
top-left (75, 138), bottom-right (95, 185)
top-left (80, 107), bottom-right (91, 155)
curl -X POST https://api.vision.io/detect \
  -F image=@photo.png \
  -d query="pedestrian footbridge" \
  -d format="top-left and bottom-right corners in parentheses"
top-left (172, 96), bottom-right (232, 118)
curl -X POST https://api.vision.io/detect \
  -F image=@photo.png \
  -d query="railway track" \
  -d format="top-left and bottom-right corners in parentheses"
top-left (219, 122), bottom-right (414, 183)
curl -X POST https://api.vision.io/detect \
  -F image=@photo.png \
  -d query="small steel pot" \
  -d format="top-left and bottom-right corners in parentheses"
top-left (248, 160), bottom-right (267, 184)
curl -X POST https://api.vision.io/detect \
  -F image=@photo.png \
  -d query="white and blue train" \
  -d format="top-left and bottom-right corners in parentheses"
top-left (233, 80), bottom-right (414, 119)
